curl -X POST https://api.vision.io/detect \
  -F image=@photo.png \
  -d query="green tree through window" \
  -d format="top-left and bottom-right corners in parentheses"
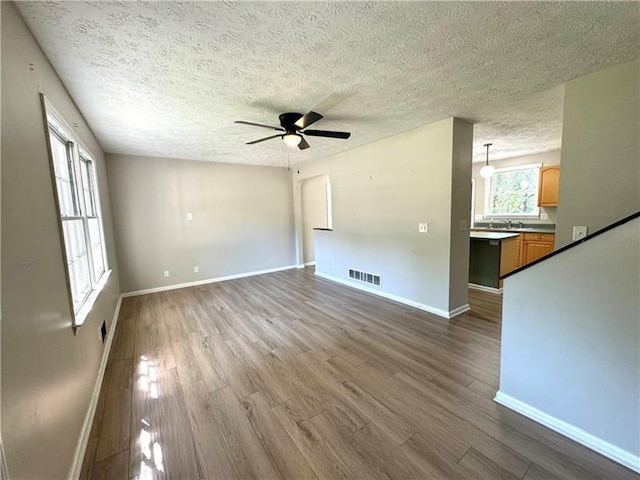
top-left (486, 165), bottom-right (540, 216)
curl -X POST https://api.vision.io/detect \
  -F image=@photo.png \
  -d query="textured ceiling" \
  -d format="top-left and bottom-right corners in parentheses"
top-left (16, 1), bottom-right (640, 166)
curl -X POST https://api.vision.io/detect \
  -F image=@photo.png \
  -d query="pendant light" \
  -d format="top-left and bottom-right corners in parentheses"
top-left (480, 143), bottom-right (495, 178)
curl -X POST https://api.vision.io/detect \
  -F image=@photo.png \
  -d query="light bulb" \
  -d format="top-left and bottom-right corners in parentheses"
top-left (480, 164), bottom-right (495, 178)
top-left (283, 133), bottom-right (302, 147)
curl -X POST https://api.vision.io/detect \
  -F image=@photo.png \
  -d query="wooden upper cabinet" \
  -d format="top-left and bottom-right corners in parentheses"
top-left (538, 166), bottom-right (560, 207)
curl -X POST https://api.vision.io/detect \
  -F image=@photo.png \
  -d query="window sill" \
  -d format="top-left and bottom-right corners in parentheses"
top-left (483, 215), bottom-right (541, 219)
top-left (73, 269), bottom-right (112, 330)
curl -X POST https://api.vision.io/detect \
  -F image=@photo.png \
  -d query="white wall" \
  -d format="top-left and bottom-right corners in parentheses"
top-left (301, 175), bottom-right (329, 264)
top-left (498, 217), bottom-right (639, 470)
top-left (472, 150), bottom-right (561, 224)
top-left (295, 117), bottom-right (473, 317)
top-left (556, 59), bottom-right (639, 248)
top-left (107, 154), bottom-right (296, 292)
top-left (1, 3), bottom-right (122, 478)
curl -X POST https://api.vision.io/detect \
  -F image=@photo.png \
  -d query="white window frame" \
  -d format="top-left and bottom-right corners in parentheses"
top-left (484, 163), bottom-right (542, 219)
top-left (43, 96), bottom-right (110, 327)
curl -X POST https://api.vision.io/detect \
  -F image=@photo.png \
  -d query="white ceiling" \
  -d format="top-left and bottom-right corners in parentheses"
top-left (17, 1), bottom-right (640, 166)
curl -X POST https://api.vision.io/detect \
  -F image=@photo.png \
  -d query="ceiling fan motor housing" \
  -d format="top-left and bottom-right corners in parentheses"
top-left (279, 112), bottom-right (304, 130)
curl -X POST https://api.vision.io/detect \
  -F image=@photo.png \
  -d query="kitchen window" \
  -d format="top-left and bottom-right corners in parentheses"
top-left (45, 98), bottom-right (109, 326)
top-left (484, 164), bottom-right (541, 217)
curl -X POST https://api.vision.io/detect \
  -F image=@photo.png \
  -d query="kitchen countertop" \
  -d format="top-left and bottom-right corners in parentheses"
top-left (470, 232), bottom-right (519, 240)
top-left (471, 226), bottom-right (555, 234)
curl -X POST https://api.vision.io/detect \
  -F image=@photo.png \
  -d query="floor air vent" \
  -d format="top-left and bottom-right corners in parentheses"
top-left (348, 268), bottom-right (381, 286)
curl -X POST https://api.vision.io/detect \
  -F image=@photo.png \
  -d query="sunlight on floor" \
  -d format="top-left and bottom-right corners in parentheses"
top-left (136, 355), bottom-right (164, 478)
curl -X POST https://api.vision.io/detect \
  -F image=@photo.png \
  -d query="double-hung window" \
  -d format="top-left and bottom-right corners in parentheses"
top-left (45, 98), bottom-right (109, 325)
top-left (484, 164), bottom-right (541, 217)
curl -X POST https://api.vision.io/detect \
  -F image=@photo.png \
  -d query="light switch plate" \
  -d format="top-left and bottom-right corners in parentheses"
top-left (572, 226), bottom-right (588, 241)
top-left (164, 270), bottom-right (170, 277)
top-left (418, 223), bottom-right (428, 234)
top-left (459, 220), bottom-right (468, 231)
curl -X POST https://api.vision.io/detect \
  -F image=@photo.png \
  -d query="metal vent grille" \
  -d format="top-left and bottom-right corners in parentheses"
top-left (348, 268), bottom-right (381, 286)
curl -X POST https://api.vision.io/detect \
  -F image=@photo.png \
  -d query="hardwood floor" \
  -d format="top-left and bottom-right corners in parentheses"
top-left (81, 268), bottom-right (638, 479)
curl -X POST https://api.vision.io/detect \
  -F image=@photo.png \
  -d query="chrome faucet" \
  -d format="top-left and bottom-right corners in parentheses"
top-left (499, 219), bottom-right (512, 229)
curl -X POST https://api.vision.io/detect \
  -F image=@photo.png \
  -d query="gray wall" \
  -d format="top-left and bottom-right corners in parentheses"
top-left (107, 154), bottom-right (296, 292)
top-left (295, 117), bottom-right (473, 316)
top-left (1, 3), bottom-right (121, 478)
top-left (301, 175), bottom-right (329, 264)
top-left (448, 119), bottom-right (474, 310)
top-left (499, 217), bottom-right (639, 462)
top-left (556, 59), bottom-right (639, 247)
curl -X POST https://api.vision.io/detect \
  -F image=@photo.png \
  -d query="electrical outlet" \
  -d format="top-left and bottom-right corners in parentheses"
top-left (540, 212), bottom-right (549, 220)
top-left (164, 270), bottom-right (170, 277)
top-left (194, 266), bottom-right (199, 273)
top-left (186, 212), bottom-right (193, 221)
top-left (572, 226), bottom-right (588, 241)
top-left (418, 223), bottom-right (428, 234)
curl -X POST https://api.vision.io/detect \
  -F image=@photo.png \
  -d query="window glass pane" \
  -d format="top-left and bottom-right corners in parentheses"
top-left (80, 158), bottom-right (97, 216)
top-left (88, 218), bottom-right (105, 280)
top-left (47, 109), bottom-right (109, 319)
top-left (62, 219), bottom-right (91, 307)
top-left (487, 167), bottom-right (539, 216)
top-left (49, 131), bottom-right (79, 217)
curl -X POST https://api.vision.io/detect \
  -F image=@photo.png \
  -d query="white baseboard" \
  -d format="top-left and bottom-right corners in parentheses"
top-left (122, 265), bottom-right (298, 297)
top-left (303, 261), bottom-right (316, 266)
top-left (68, 295), bottom-right (123, 480)
top-left (449, 304), bottom-right (471, 318)
top-left (468, 283), bottom-right (503, 294)
top-left (315, 271), bottom-right (467, 319)
top-left (494, 391), bottom-right (640, 473)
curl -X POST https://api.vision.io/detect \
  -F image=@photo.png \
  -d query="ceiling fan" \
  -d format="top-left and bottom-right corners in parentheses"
top-left (234, 111), bottom-right (351, 150)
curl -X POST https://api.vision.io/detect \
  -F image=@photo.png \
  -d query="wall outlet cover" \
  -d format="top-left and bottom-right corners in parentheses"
top-left (164, 270), bottom-right (170, 277)
top-left (572, 226), bottom-right (588, 241)
top-left (194, 266), bottom-right (199, 273)
top-left (186, 212), bottom-right (193, 220)
top-left (418, 222), bottom-right (428, 233)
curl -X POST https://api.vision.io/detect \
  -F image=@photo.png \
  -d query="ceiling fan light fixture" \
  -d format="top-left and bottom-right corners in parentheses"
top-left (283, 132), bottom-right (302, 147)
top-left (480, 143), bottom-right (495, 178)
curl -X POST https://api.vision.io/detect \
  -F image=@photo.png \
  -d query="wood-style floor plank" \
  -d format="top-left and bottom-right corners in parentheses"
top-left (95, 358), bottom-right (133, 462)
top-left (83, 268), bottom-right (640, 480)
top-left (240, 391), bottom-right (318, 480)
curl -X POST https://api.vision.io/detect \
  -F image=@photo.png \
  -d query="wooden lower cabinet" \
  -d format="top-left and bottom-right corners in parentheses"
top-left (522, 233), bottom-right (555, 264)
top-left (471, 230), bottom-right (556, 270)
top-left (515, 236), bottom-right (524, 267)
top-left (524, 242), bottom-right (554, 264)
